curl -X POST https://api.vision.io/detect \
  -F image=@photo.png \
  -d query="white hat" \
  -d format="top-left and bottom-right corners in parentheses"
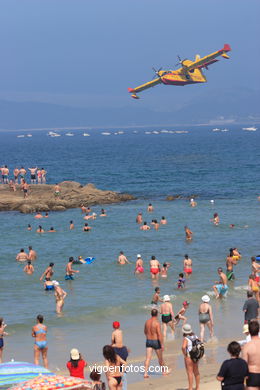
top-left (182, 324), bottom-right (192, 334)
top-left (243, 324), bottom-right (249, 334)
top-left (210, 200), bottom-right (214, 203)
top-left (190, 198), bottom-right (194, 202)
top-left (137, 254), bottom-right (141, 258)
top-left (202, 295), bottom-right (210, 303)
top-left (163, 295), bottom-right (170, 302)
top-left (52, 280), bottom-right (59, 286)
top-left (70, 348), bottom-right (80, 360)
top-left (92, 212), bottom-right (97, 216)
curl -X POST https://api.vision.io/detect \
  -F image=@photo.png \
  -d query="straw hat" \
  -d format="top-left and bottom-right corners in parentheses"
top-left (182, 324), bottom-right (192, 334)
top-left (70, 348), bottom-right (80, 360)
top-left (163, 295), bottom-right (170, 302)
top-left (201, 295), bottom-right (210, 303)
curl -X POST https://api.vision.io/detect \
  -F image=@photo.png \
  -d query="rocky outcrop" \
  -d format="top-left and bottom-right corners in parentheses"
top-left (0, 182), bottom-right (135, 213)
top-left (166, 194), bottom-right (198, 201)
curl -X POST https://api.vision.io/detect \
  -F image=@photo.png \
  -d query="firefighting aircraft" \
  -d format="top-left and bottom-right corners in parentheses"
top-left (128, 44), bottom-right (231, 99)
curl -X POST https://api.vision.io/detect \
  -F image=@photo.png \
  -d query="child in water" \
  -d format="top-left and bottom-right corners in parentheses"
top-left (177, 273), bottom-right (186, 289)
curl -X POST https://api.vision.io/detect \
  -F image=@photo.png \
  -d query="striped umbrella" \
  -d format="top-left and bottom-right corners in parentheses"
top-left (0, 361), bottom-right (52, 387)
top-left (8, 374), bottom-right (93, 389)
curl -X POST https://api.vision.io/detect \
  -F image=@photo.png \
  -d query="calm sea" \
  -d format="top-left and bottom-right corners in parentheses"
top-left (0, 126), bottom-right (259, 375)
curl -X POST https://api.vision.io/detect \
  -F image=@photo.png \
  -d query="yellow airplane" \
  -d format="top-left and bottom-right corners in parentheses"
top-left (128, 44), bottom-right (231, 99)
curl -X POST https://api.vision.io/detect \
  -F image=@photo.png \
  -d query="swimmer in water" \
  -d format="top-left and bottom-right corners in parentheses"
top-left (24, 260), bottom-right (34, 275)
top-left (160, 262), bottom-right (170, 278)
top-left (16, 248), bottom-right (29, 262)
top-left (175, 301), bottom-right (190, 326)
top-left (36, 225), bottom-right (44, 233)
top-left (70, 220), bottom-right (74, 230)
top-left (213, 267), bottom-right (228, 299)
top-left (184, 225), bottom-right (193, 240)
top-left (151, 287), bottom-right (163, 305)
top-left (34, 212), bottom-right (43, 219)
top-left (226, 249), bottom-right (237, 281)
top-left (135, 254), bottom-right (144, 274)
top-left (147, 203), bottom-right (154, 212)
top-left (177, 273), bottom-right (186, 289)
top-left (211, 212), bottom-right (220, 225)
top-left (28, 246), bottom-right (37, 261)
top-left (136, 212), bottom-right (143, 224)
top-left (83, 223), bottom-right (92, 232)
top-left (190, 198), bottom-right (197, 207)
top-left (117, 251), bottom-right (131, 265)
top-left (27, 224), bottom-right (32, 231)
top-left (183, 254), bottom-right (193, 277)
top-left (153, 220), bottom-right (160, 231)
top-left (44, 212), bottom-right (49, 218)
top-left (48, 227), bottom-right (56, 232)
top-left (100, 208), bottom-right (107, 217)
top-left (40, 263), bottom-right (54, 281)
top-left (140, 221), bottom-right (150, 231)
top-left (65, 257), bottom-right (80, 280)
top-left (53, 281), bottom-right (67, 314)
top-left (160, 216), bottom-right (167, 225)
top-left (81, 204), bottom-right (87, 214)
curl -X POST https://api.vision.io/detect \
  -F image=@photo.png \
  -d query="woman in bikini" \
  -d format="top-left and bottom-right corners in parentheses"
top-left (103, 345), bottom-right (126, 390)
top-left (32, 314), bottom-right (48, 368)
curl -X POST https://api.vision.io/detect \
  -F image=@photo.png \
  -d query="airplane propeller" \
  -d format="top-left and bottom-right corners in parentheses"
top-left (152, 67), bottom-right (163, 78)
top-left (175, 55), bottom-right (187, 67)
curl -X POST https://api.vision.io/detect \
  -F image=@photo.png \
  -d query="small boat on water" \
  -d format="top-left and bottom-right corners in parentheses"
top-left (83, 133), bottom-right (90, 136)
top-left (117, 131), bottom-right (124, 134)
top-left (48, 131), bottom-right (61, 137)
top-left (212, 128), bottom-right (221, 132)
top-left (152, 131), bottom-right (160, 134)
top-left (242, 126), bottom-right (257, 131)
top-left (26, 134), bottom-right (33, 137)
top-left (101, 132), bottom-right (111, 136)
top-left (145, 131), bottom-right (151, 134)
top-left (17, 135), bottom-right (25, 138)
top-left (65, 132), bottom-right (74, 136)
top-left (221, 128), bottom-right (229, 132)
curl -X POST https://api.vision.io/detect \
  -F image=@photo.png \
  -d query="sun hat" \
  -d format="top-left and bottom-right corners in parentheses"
top-left (113, 321), bottom-right (120, 329)
top-left (201, 295), bottom-right (210, 303)
top-left (183, 300), bottom-right (190, 306)
top-left (70, 348), bottom-right (80, 360)
top-left (190, 198), bottom-right (194, 202)
top-left (137, 254), bottom-right (141, 258)
top-left (163, 295), bottom-right (170, 302)
top-left (52, 280), bottom-right (59, 286)
top-left (182, 324), bottom-right (192, 334)
top-left (243, 324), bottom-right (249, 334)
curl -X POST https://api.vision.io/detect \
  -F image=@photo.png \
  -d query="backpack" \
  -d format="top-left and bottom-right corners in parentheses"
top-left (187, 335), bottom-right (204, 362)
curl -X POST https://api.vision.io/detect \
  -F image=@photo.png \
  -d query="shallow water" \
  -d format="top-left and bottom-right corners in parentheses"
top-left (0, 126), bottom-right (259, 378)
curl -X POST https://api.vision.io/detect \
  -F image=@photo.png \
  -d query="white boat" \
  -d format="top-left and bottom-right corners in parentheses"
top-left (221, 128), bottom-right (229, 132)
top-left (83, 133), bottom-right (90, 136)
top-left (212, 128), bottom-right (221, 132)
top-left (175, 130), bottom-right (188, 134)
top-left (101, 132), bottom-right (111, 136)
top-left (145, 131), bottom-right (151, 134)
top-left (65, 132), bottom-right (74, 136)
top-left (17, 135), bottom-right (25, 138)
top-left (133, 130), bottom-right (138, 134)
top-left (117, 131), bottom-right (124, 134)
top-left (160, 130), bottom-right (169, 133)
top-left (48, 131), bottom-right (61, 137)
top-left (26, 134), bottom-right (33, 137)
top-left (242, 126), bottom-right (257, 131)
top-left (152, 131), bottom-right (160, 134)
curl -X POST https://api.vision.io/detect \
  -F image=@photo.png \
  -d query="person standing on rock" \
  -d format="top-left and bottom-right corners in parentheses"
top-left (19, 167), bottom-right (27, 182)
top-left (54, 184), bottom-right (61, 199)
top-left (41, 168), bottom-right (47, 184)
top-left (28, 167), bottom-right (38, 184)
top-left (21, 180), bottom-right (29, 198)
top-left (13, 167), bottom-right (20, 183)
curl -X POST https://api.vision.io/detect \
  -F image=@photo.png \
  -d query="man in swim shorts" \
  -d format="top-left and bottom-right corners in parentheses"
top-left (226, 249), bottom-right (238, 280)
top-left (40, 263), bottom-right (54, 281)
top-left (242, 320), bottom-right (260, 389)
top-left (144, 309), bottom-right (168, 379)
top-left (111, 321), bottom-right (129, 361)
top-left (150, 256), bottom-right (160, 280)
top-left (213, 267), bottom-right (228, 299)
top-left (28, 167), bottom-right (37, 184)
top-left (183, 254), bottom-right (193, 277)
top-left (134, 254), bottom-right (144, 274)
top-left (65, 257), bottom-right (79, 280)
top-left (54, 184), bottom-right (61, 198)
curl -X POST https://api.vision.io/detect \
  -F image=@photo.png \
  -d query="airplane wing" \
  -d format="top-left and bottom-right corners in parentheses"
top-left (128, 77), bottom-right (162, 99)
top-left (184, 44), bottom-right (231, 72)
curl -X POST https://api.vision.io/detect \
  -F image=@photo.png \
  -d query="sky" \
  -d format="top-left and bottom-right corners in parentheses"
top-left (0, 0), bottom-right (259, 110)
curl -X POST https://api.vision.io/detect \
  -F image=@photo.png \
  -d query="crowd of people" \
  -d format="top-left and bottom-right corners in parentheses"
top-left (0, 166), bottom-right (47, 184)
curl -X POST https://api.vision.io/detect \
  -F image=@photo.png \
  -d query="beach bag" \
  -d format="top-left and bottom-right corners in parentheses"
top-left (187, 335), bottom-right (204, 362)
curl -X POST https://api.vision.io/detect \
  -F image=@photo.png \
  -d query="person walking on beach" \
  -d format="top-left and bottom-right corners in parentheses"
top-left (144, 309), bottom-right (168, 379)
top-left (32, 314), bottom-right (48, 368)
top-left (242, 320), bottom-right (260, 389)
top-left (117, 251), bottom-right (131, 265)
top-left (67, 348), bottom-right (87, 379)
top-left (150, 255), bottom-right (160, 279)
top-left (182, 324), bottom-right (200, 390)
top-left (161, 295), bottom-right (175, 340)
top-left (198, 295), bottom-right (214, 342)
top-left (213, 267), bottom-right (228, 299)
top-left (53, 281), bottom-right (67, 314)
top-left (0, 318), bottom-right (8, 363)
top-left (226, 249), bottom-right (238, 281)
top-left (28, 246), bottom-right (37, 260)
top-left (23, 260), bottom-right (34, 274)
top-left (65, 257), bottom-right (79, 280)
top-left (243, 291), bottom-right (259, 324)
top-left (217, 341), bottom-right (248, 390)
top-left (183, 254), bottom-right (193, 277)
top-left (16, 248), bottom-right (28, 262)
top-left (40, 263), bottom-right (54, 281)
top-left (175, 301), bottom-right (190, 326)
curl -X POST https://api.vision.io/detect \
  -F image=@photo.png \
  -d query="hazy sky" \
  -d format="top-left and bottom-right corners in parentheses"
top-left (0, 0), bottom-right (259, 109)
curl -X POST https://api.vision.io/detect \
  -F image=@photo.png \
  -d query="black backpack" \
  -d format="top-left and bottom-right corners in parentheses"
top-left (187, 335), bottom-right (204, 362)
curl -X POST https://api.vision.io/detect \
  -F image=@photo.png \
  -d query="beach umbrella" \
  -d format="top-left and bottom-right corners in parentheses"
top-left (0, 361), bottom-right (52, 387)
top-left (8, 374), bottom-right (93, 390)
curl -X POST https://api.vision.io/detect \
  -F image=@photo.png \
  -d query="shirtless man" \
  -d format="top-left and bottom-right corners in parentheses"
top-left (242, 320), bottom-right (260, 389)
top-left (140, 222), bottom-right (150, 231)
top-left (13, 167), bottom-right (20, 183)
top-left (111, 321), bottom-right (128, 361)
top-left (135, 254), bottom-right (144, 274)
top-left (70, 221), bottom-right (74, 230)
top-left (144, 309), bottom-right (168, 379)
top-left (252, 257), bottom-right (260, 281)
top-left (160, 295), bottom-right (175, 340)
top-left (185, 225), bottom-right (193, 240)
top-left (24, 261), bottom-right (34, 275)
top-left (183, 254), bottom-right (193, 277)
top-left (40, 263), bottom-right (54, 281)
top-left (147, 203), bottom-right (154, 212)
top-left (16, 248), bottom-right (29, 262)
top-left (226, 250), bottom-right (238, 281)
top-left (117, 251), bottom-right (131, 265)
top-left (151, 287), bottom-right (163, 305)
top-left (136, 212), bottom-right (143, 224)
top-left (2, 166), bottom-right (9, 184)
top-left (150, 256), bottom-right (160, 279)
top-left (160, 216), bottom-right (167, 225)
top-left (28, 246), bottom-right (37, 261)
top-left (53, 281), bottom-right (67, 314)
top-left (35, 212), bottom-right (43, 219)
top-left (65, 257), bottom-right (79, 280)
top-left (153, 220), bottom-right (160, 231)
top-left (28, 167), bottom-right (38, 184)
top-left (19, 167), bottom-right (27, 182)
top-left (213, 267), bottom-right (229, 299)
top-left (21, 181), bottom-right (29, 198)
top-left (54, 184), bottom-right (61, 199)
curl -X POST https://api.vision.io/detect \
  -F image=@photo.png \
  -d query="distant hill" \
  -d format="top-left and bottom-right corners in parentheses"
top-left (0, 87), bottom-right (259, 129)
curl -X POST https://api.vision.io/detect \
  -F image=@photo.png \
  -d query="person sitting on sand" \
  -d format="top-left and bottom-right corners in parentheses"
top-left (175, 301), bottom-right (190, 326)
top-left (213, 267), bottom-right (228, 299)
top-left (24, 260), bottom-right (34, 275)
top-left (67, 348), bottom-right (87, 379)
top-left (89, 368), bottom-right (106, 390)
top-left (140, 221), bottom-right (150, 230)
top-left (16, 248), bottom-right (29, 262)
top-left (160, 262), bottom-right (170, 278)
top-left (103, 345), bottom-right (126, 390)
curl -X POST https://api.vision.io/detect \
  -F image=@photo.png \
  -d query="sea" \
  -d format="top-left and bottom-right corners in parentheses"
top-left (0, 125), bottom-right (259, 378)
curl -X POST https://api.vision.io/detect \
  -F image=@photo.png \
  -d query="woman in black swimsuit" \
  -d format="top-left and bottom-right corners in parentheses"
top-left (103, 345), bottom-right (126, 389)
